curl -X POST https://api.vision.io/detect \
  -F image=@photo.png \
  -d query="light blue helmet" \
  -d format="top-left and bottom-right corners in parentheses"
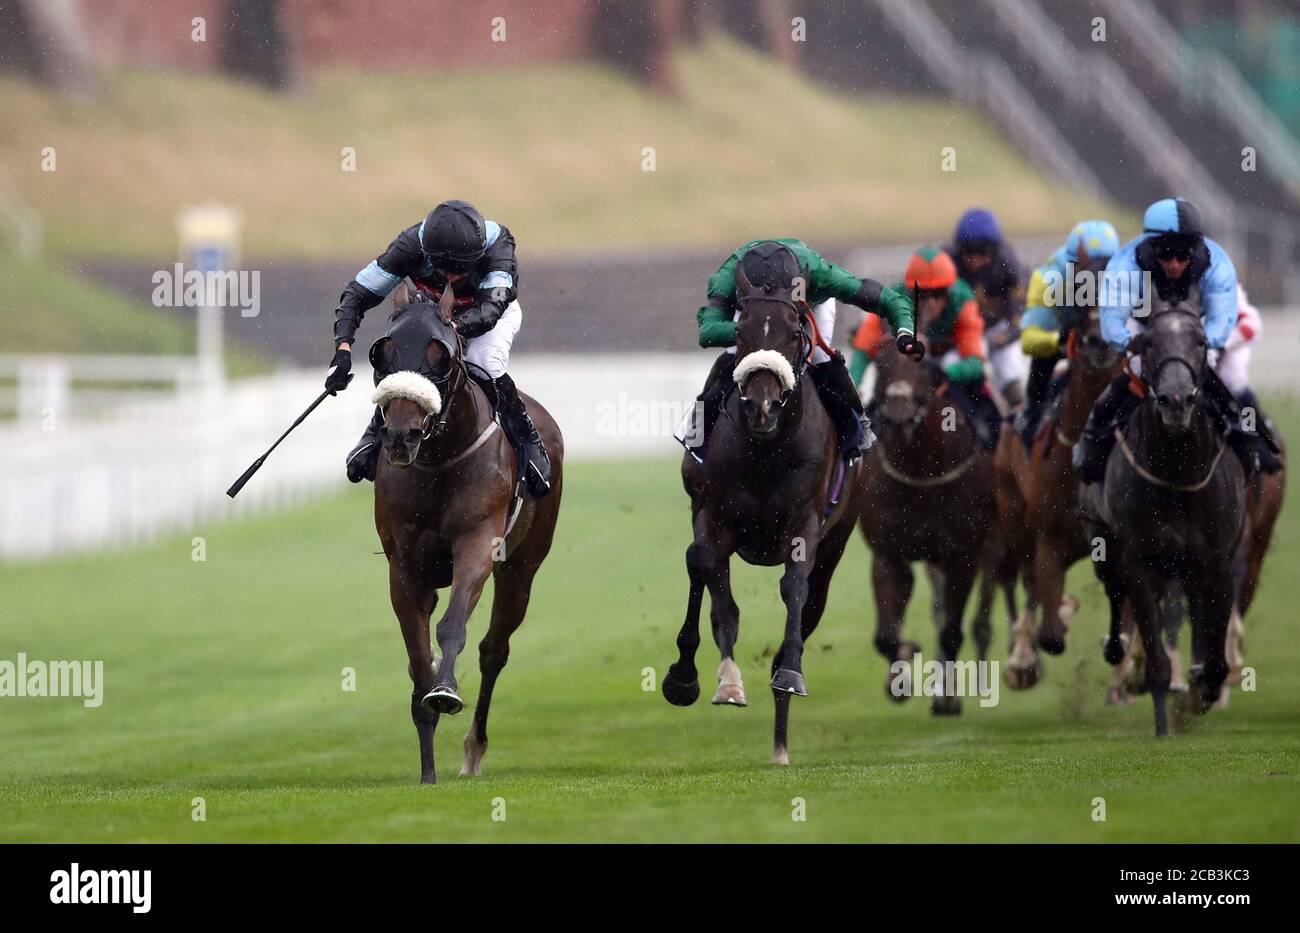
top-left (1064, 220), bottom-right (1119, 264)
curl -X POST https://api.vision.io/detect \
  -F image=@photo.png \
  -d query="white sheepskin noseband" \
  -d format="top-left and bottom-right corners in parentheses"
top-left (372, 371), bottom-right (442, 415)
top-left (734, 350), bottom-right (796, 393)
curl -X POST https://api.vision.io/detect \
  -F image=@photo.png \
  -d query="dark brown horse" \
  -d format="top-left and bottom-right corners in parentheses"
top-left (859, 342), bottom-right (996, 714)
top-left (994, 308), bottom-right (1122, 688)
top-left (371, 287), bottom-right (563, 783)
top-left (664, 266), bottom-right (861, 765)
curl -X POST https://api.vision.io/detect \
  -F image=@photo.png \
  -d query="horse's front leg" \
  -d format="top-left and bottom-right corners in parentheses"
top-left (664, 509), bottom-right (733, 706)
top-left (770, 517), bottom-right (819, 766)
top-left (390, 561), bottom-right (441, 784)
top-left (708, 553), bottom-right (746, 707)
top-left (1128, 575), bottom-right (1171, 737)
top-left (1186, 567), bottom-right (1234, 714)
top-left (932, 558), bottom-right (977, 716)
top-left (423, 530), bottom-right (498, 717)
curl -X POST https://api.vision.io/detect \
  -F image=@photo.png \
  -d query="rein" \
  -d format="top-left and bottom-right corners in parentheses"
top-left (874, 444), bottom-right (978, 488)
top-left (1113, 426), bottom-right (1227, 492)
top-left (412, 419), bottom-right (501, 473)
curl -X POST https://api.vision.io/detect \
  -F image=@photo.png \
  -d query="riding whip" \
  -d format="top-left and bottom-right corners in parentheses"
top-left (226, 374), bottom-right (353, 498)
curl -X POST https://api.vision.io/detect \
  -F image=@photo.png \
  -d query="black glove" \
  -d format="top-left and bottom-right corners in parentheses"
top-left (325, 347), bottom-right (352, 394)
top-left (896, 331), bottom-right (926, 361)
top-left (454, 299), bottom-right (506, 339)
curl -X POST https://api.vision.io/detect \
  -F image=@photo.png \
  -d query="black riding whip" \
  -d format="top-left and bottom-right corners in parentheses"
top-left (226, 374), bottom-right (353, 499)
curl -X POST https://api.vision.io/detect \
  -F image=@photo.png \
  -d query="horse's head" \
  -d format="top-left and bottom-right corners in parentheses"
top-left (1071, 305), bottom-right (1120, 373)
top-left (731, 243), bottom-right (808, 438)
top-left (1137, 304), bottom-right (1207, 436)
top-left (871, 339), bottom-right (942, 448)
top-left (369, 287), bottom-right (462, 468)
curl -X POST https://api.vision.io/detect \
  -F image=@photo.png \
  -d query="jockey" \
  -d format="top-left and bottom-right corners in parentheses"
top-left (850, 246), bottom-right (1002, 448)
top-left (1015, 219), bottom-right (1121, 446)
top-left (1073, 196), bottom-right (1276, 481)
top-left (946, 208), bottom-right (1028, 408)
top-left (323, 199), bottom-right (551, 497)
top-left (682, 239), bottom-right (921, 463)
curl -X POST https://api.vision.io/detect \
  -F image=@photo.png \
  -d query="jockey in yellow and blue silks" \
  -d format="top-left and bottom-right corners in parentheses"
top-left (1015, 219), bottom-right (1120, 446)
top-left (1072, 197), bottom-right (1277, 481)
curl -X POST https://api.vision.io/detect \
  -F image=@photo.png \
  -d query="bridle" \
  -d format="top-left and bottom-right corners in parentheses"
top-left (378, 304), bottom-right (483, 462)
top-left (734, 293), bottom-right (811, 412)
top-left (1132, 308), bottom-right (1207, 410)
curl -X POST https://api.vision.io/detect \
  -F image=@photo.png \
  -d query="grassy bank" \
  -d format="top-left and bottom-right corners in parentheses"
top-left (0, 37), bottom-right (1119, 261)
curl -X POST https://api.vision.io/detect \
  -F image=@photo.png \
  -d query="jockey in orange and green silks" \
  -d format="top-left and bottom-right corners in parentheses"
top-left (681, 239), bottom-right (920, 464)
top-left (850, 246), bottom-right (1002, 448)
top-left (1015, 219), bottom-right (1120, 446)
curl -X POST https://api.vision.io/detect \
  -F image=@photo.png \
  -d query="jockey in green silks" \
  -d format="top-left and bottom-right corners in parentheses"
top-left (678, 239), bottom-right (920, 463)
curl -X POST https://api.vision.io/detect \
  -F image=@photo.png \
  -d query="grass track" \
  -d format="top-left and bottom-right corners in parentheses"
top-left (1, 401), bottom-right (1298, 842)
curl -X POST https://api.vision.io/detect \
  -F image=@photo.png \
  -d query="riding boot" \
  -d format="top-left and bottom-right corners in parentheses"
top-left (1016, 355), bottom-right (1057, 449)
top-left (682, 352), bottom-right (737, 463)
top-left (1237, 387), bottom-right (1284, 475)
top-left (1227, 427), bottom-right (1260, 478)
top-left (808, 354), bottom-right (873, 462)
top-left (346, 407), bottom-right (384, 483)
top-left (1072, 372), bottom-right (1138, 484)
top-left (483, 372), bottom-right (552, 498)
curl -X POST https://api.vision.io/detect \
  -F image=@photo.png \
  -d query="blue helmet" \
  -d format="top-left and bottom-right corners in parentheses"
top-left (953, 208), bottom-right (1003, 245)
top-left (1142, 198), bottom-right (1203, 238)
top-left (1065, 220), bottom-right (1120, 264)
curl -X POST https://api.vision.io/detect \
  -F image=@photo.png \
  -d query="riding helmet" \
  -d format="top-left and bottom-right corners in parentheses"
top-left (738, 241), bottom-right (803, 295)
top-left (904, 247), bottom-right (958, 290)
top-left (420, 200), bottom-right (487, 272)
top-left (1065, 220), bottom-right (1120, 264)
top-left (953, 208), bottom-right (1003, 247)
top-left (1142, 197), bottom-right (1204, 246)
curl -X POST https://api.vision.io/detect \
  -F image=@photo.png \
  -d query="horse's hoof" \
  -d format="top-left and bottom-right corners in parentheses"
top-left (1103, 636), bottom-right (1126, 666)
top-left (1036, 630), bottom-right (1067, 656)
top-left (420, 771), bottom-right (437, 785)
top-left (711, 682), bottom-right (747, 706)
top-left (770, 668), bottom-right (807, 696)
top-left (931, 694), bottom-right (962, 716)
top-left (1004, 662), bottom-right (1040, 691)
top-left (771, 746), bottom-right (790, 766)
top-left (422, 685), bottom-right (465, 716)
top-left (661, 671), bottom-right (700, 707)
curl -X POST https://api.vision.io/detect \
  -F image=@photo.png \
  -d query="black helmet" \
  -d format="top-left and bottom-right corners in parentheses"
top-left (737, 241), bottom-right (802, 296)
top-left (421, 200), bottom-right (487, 273)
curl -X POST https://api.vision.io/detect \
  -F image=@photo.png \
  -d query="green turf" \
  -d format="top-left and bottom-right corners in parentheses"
top-left (1, 401), bottom-right (1297, 842)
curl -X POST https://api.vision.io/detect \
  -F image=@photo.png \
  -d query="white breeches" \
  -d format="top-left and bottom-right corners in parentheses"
top-left (1216, 344), bottom-right (1251, 396)
top-left (464, 299), bottom-right (522, 379)
top-left (988, 340), bottom-right (1028, 392)
top-left (726, 299), bottom-right (837, 364)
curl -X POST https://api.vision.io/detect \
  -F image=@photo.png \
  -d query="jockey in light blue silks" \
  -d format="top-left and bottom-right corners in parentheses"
top-left (1015, 219), bottom-right (1121, 446)
top-left (1072, 197), bottom-right (1280, 481)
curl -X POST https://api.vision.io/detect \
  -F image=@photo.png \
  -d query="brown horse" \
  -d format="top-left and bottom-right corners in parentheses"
top-left (859, 342), bottom-right (996, 714)
top-left (371, 287), bottom-right (563, 783)
top-left (663, 265), bottom-right (861, 766)
top-left (994, 309), bottom-right (1121, 688)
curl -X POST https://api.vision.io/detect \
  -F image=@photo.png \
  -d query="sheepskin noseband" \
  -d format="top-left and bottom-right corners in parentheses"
top-left (373, 371), bottom-right (443, 415)
top-left (734, 349), bottom-right (796, 393)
